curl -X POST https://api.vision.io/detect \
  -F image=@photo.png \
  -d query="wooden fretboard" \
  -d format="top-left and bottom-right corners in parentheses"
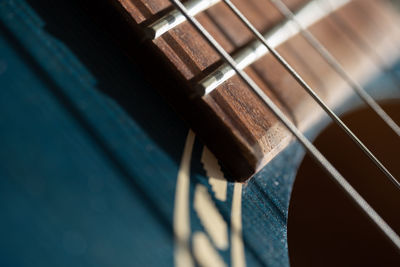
top-left (114, 0), bottom-right (400, 181)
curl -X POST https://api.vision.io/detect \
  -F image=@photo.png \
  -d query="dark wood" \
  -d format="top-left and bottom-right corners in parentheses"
top-left (113, 0), bottom-right (400, 181)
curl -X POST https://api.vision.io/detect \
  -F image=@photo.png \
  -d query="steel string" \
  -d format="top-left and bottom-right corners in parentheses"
top-left (268, 0), bottom-right (400, 138)
top-left (167, 0), bottom-right (400, 251)
top-left (222, 0), bottom-right (400, 190)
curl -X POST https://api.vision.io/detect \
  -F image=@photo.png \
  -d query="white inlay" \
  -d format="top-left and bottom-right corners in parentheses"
top-left (201, 146), bottom-right (227, 201)
top-left (174, 130), bottom-right (196, 267)
top-left (231, 183), bottom-right (246, 267)
top-left (193, 232), bottom-right (227, 267)
top-left (194, 184), bottom-right (229, 250)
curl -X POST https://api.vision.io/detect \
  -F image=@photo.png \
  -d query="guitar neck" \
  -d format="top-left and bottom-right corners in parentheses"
top-left (114, 0), bottom-right (400, 181)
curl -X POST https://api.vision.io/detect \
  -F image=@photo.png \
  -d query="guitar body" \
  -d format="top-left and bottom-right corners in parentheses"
top-left (0, 0), bottom-right (399, 266)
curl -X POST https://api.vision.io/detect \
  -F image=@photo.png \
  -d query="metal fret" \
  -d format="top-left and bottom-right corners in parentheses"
top-left (147, 0), bottom-right (220, 39)
top-left (324, 0), bottom-right (400, 87)
top-left (267, 0), bottom-right (400, 137)
top-left (199, 0), bottom-right (349, 94)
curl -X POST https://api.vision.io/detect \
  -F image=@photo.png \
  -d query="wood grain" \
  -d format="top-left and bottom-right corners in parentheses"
top-left (113, 0), bottom-right (400, 181)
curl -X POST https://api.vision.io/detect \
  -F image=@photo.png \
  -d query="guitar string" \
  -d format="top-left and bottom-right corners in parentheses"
top-left (221, 0), bottom-right (400, 190)
top-left (167, 0), bottom-right (400, 251)
top-left (267, 0), bottom-right (400, 138)
top-left (197, 0), bottom-right (349, 94)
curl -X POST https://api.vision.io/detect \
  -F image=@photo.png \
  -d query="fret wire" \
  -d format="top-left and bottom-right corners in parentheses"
top-left (324, 0), bottom-right (400, 88)
top-left (267, 0), bottom-right (400, 142)
top-left (167, 0), bottom-right (400, 251)
top-left (199, 0), bottom-right (348, 94)
top-left (222, 0), bottom-right (400, 190)
top-left (328, 0), bottom-right (400, 66)
top-left (147, 0), bottom-right (220, 39)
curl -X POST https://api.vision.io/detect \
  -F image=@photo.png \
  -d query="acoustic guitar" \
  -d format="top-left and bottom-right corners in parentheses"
top-left (0, 0), bottom-right (399, 266)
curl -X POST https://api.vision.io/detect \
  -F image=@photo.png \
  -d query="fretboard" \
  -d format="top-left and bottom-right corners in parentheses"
top-left (114, 0), bottom-right (400, 181)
